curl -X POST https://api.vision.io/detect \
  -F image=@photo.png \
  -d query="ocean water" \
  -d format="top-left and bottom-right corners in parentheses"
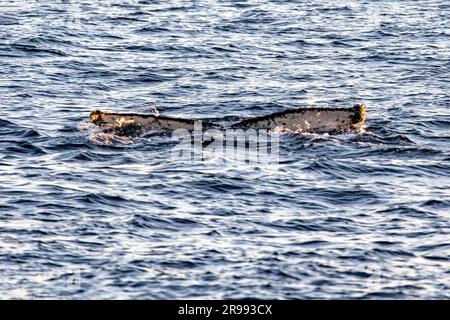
top-left (0, 0), bottom-right (449, 299)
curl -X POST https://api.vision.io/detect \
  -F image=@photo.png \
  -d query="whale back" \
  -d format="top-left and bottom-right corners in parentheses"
top-left (90, 104), bottom-right (366, 136)
top-left (232, 104), bottom-right (366, 133)
top-left (90, 110), bottom-right (218, 134)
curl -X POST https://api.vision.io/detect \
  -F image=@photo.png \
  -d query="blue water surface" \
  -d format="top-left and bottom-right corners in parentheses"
top-left (0, 0), bottom-right (449, 299)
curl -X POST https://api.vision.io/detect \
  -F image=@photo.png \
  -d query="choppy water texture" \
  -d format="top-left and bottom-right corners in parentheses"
top-left (1, 0), bottom-right (449, 299)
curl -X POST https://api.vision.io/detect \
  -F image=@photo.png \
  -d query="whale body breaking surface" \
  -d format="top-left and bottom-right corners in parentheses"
top-left (90, 104), bottom-right (366, 137)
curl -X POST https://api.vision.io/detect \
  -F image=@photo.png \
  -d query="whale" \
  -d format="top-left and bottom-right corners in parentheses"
top-left (90, 104), bottom-right (366, 136)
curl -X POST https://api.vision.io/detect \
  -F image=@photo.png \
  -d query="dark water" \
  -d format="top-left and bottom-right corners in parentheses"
top-left (1, 0), bottom-right (449, 299)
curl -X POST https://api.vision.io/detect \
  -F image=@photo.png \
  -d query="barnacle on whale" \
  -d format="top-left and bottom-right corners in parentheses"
top-left (351, 104), bottom-right (366, 127)
top-left (90, 110), bottom-right (104, 124)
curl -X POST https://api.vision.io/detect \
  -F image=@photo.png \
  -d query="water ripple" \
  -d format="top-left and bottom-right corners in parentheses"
top-left (0, 0), bottom-right (449, 299)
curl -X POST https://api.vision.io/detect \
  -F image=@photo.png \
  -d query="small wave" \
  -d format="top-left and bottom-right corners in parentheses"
top-left (119, 73), bottom-right (179, 83)
top-left (5, 141), bottom-right (46, 156)
top-left (77, 120), bottom-right (132, 146)
top-left (9, 38), bottom-right (67, 56)
top-left (0, 118), bottom-right (44, 155)
top-left (129, 214), bottom-right (202, 231)
top-left (89, 133), bottom-right (135, 146)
